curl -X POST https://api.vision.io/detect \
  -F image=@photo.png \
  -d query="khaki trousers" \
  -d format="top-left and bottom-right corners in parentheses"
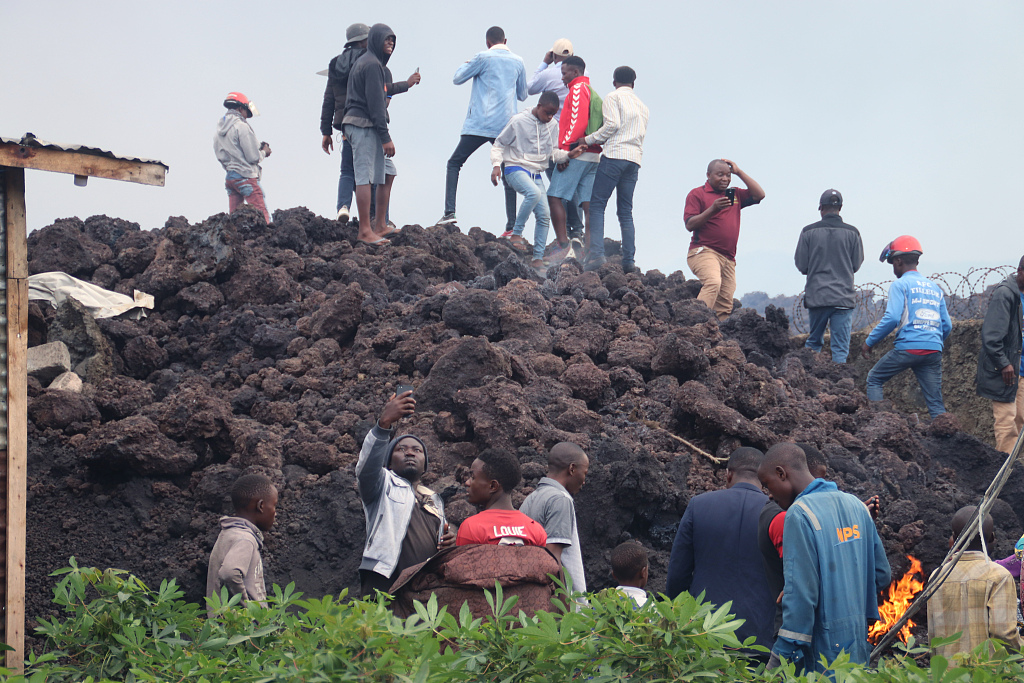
top-left (992, 381), bottom-right (1024, 453)
top-left (687, 247), bottom-right (736, 320)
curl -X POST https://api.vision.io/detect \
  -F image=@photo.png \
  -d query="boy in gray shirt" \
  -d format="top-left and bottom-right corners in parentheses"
top-left (520, 442), bottom-right (589, 594)
top-left (206, 473), bottom-right (278, 614)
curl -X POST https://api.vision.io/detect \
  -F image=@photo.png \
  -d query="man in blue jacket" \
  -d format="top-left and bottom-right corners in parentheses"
top-left (759, 443), bottom-right (890, 673)
top-left (439, 26), bottom-right (527, 230)
top-left (861, 235), bottom-right (952, 418)
top-left (356, 390), bottom-right (455, 596)
top-left (666, 447), bottom-right (776, 657)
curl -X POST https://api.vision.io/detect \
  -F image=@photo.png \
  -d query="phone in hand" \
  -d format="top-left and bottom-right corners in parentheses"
top-left (725, 188), bottom-right (736, 205)
top-left (396, 384), bottom-right (414, 399)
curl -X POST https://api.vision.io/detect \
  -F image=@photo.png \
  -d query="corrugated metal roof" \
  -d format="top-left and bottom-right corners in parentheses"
top-left (0, 133), bottom-right (167, 169)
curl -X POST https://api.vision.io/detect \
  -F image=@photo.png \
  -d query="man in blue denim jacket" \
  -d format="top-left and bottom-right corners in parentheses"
top-left (861, 235), bottom-right (953, 418)
top-left (438, 26), bottom-right (527, 229)
top-left (759, 444), bottom-right (890, 673)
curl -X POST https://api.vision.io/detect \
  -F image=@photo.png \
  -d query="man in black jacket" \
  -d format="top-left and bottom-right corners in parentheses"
top-left (343, 23), bottom-right (399, 245)
top-left (977, 257), bottom-right (1024, 453)
top-left (794, 189), bottom-right (864, 363)
top-left (321, 23), bottom-right (369, 223)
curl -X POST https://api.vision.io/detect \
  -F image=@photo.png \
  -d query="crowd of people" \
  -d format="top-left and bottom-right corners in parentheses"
top-left (203, 20), bottom-right (1024, 674)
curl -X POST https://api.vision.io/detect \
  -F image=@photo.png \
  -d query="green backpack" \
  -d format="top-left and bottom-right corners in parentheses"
top-left (585, 86), bottom-right (603, 136)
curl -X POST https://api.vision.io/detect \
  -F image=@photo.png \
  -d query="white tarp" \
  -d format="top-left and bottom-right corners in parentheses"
top-left (28, 272), bottom-right (154, 319)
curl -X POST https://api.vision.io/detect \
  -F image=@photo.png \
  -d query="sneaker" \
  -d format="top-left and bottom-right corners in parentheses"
top-left (567, 238), bottom-right (584, 261)
top-left (386, 220), bottom-right (397, 231)
top-left (567, 226), bottom-right (585, 240)
top-left (437, 213), bottom-right (457, 225)
top-left (337, 205), bottom-right (350, 222)
top-left (621, 261), bottom-right (637, 274)
top-left (544, 241), bottom-right (571, 265)
top-left (500, 230), bottom-right (514, 239)
top-left (583, 256), bottom-right (606, 272)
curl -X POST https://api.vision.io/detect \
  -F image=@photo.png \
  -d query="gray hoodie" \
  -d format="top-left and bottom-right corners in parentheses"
top-left (213, 109), bottom-right (266, 179)
top-left (206, 516), bottom-right (267, 614)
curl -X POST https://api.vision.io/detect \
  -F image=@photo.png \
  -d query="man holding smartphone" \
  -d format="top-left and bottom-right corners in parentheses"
top-left (683, 159), bottom-right (765, 320)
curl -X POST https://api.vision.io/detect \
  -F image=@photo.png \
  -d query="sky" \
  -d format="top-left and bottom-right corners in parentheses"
top-left (4, 0), bottom-right (1023, 297)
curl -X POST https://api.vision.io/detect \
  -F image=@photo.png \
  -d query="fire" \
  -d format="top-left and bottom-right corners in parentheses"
top-left (868, 555), bottom-right (925, 644)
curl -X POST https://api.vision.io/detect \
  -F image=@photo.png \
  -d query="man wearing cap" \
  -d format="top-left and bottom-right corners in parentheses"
top-left (529, 39), bottom-right (586, 241)
top-left (438, 26), bottom-right (527, 229)
top-left (683, 159), bottom-right (765, 318)
top-left (794, 189), bottom-right (864, 363)
top-left (320, 23), bottom-right (369, 223)
top-left (862, 236), bottom-right (952, 418)
top-left (356, 391), bottom-right (456, 597)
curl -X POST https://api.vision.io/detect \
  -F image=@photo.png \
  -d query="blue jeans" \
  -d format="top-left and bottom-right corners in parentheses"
top-left (337, 137), bottom-right (355, 211)
top-left (504, 170), bottom-right (550, 260)
top-left (805, 307), bottom-right (854, 363)
top-left (866, 349), bottom-right (946, 417)
top-left (589, 157), bottom-right (639, 263)
top-left (445, 134), bottom-right (516, 229)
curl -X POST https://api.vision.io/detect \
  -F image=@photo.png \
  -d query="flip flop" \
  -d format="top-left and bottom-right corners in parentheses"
top-left (356, 237), bottom-right (390, 246)
top-left (376, 226), bottom-right (399, 238)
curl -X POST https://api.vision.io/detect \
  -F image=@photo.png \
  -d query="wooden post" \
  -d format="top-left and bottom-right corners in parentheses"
top-left (3, 167), bottom-right (26, 673)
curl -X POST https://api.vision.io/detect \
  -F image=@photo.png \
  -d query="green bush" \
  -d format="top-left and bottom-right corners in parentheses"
top-left (1, 560), bottom-right (1023, 682)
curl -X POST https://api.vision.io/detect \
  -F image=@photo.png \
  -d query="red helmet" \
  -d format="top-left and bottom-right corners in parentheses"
top-left (879, 235), bottom-right (923, 263)
top-left (223, 91), bottom-right (259, 117)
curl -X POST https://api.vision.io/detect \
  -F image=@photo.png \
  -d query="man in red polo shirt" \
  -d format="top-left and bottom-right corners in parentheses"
top-left (683, 159), bottom-right (765, 320)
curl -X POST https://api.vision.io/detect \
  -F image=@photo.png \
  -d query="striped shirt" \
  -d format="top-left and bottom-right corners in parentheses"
top-left (581, 86), bottom-right (649, 166)
top-left (926, 552), bottom-right (1023, 658)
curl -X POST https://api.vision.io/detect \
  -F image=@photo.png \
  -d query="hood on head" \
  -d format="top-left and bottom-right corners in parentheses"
top-left (216, 109), bottom-right (245, 137)
top-left (385, 433), bottom-right (427, 473)
top-left (367, 23), bottom-right (395, 65)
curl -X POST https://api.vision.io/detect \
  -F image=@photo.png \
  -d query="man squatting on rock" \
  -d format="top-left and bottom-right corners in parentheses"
top-left (976, 255), bottom-right (1024, 453)
top-left (356, 391), bottom-right (455, 597)
top-left (684, 159), bottom-right (765, 320)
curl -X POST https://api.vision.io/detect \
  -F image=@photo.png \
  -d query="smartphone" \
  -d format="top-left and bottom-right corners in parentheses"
top-left (725, 188), bottom-right (736, 205)
top-left (396, 384), bottom-right (414, 398)
top-left (415, 67), bottom-right (420, 74)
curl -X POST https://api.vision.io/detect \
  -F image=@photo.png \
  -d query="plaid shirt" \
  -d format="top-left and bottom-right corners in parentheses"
top-left (927, 552), bottom-right (1023, 658)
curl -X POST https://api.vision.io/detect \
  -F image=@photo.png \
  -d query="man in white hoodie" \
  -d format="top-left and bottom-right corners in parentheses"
top-left (214, 92), bottom-right (272, 223)
top-left (490, 91), bottom-right (584, 270)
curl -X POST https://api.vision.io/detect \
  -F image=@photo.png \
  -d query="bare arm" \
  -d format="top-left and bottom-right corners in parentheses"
top-left (722, 159), bottom-right (765, 202)
top-left (685, 198), bottom-right (730, 232)
top-left (546, 543), bottom-right (566, 563)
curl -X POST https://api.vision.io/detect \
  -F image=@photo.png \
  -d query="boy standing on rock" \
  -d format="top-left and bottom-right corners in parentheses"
top-left (490, 92), bottom-right (584, 272)
top-left (861, 235), bottom-right (952, 418)
top-left (206, 473), bottom-right (278, 614)
top-left (214, 92), bottom-right (271, 223)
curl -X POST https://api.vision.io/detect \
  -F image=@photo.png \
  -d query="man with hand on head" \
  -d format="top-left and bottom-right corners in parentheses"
top-left (520, 442), bottom-right (590, 595)
top-left (356, 390), bottom-right (454, 597)
top-left (794, 189), bottom-right (864, 363)
top-left (759, 443), bottom-right (890, 673)
top-left (457, 449), bottom-right (547, 547)
top-left (684, 159), bottom-right (765, 320)
top-left (976, 256), bottom-right (1024, 453)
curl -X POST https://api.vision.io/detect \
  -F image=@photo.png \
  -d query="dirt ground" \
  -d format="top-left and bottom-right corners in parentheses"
top-left (23, 209), bottom-right (1017, 652)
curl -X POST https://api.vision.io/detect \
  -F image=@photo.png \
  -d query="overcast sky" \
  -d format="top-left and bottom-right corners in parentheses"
top-left (5, 0), bottom-right (1022, 297)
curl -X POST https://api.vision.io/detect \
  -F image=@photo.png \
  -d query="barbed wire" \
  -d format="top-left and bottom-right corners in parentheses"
top-left (790, 266), bottom-right (1016, 334)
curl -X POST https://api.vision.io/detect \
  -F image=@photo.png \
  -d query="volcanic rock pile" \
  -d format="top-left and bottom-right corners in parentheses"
top-left (24, 207), bottom-right (1020, 635)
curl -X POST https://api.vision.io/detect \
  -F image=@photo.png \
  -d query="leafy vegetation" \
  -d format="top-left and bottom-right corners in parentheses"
top-left (1, 559), bottom-right (1022, 682)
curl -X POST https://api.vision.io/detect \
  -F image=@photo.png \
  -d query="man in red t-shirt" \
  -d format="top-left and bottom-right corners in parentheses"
top-left (683, 159), bottom-right (765, 320)
top-left (457, 449), bottom-right (548, 547)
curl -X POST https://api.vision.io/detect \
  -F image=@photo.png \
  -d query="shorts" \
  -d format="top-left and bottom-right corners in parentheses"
top-left (343, 123), bottom-right (385, 186)
top-left (384, 157), bottom-right (397, 177)
top-left (547, 158), bottom-right (598, 205)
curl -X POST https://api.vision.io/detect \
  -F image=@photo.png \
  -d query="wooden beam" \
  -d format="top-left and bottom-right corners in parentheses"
top-left (4, 167), bottom-right (26, 674)
top-left (0, 142), bottom-right (165, 187)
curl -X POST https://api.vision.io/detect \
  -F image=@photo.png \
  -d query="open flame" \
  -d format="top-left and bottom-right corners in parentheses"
top-left (867, 555), bottom-right (924, 644)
